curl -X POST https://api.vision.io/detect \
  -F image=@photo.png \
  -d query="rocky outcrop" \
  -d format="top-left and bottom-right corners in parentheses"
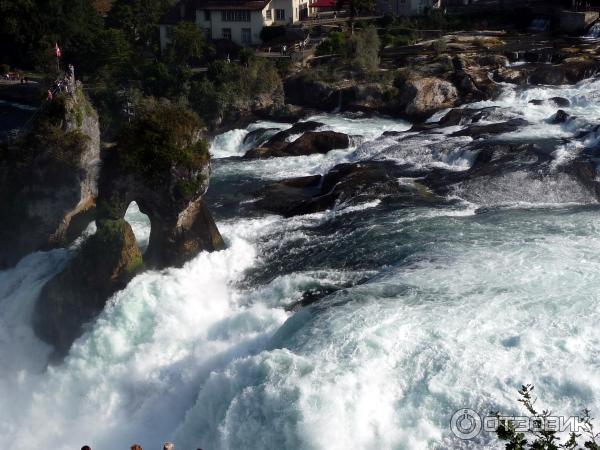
top-left (396, 77), bottom-right (458, 121)
top-left (492, 67), bottom-right (528, 85)
top-left (254, 161), bottom-right (439, 216)
top-left (34, 218), bottom-right (143, 359)
top-left (33, 100), bottom-right (225, 358)
top-left (284, 75), bottom-right (342, 110)
top-left (0, 85), bottom-right (100, 269)
top-left (528, 58), bottom-right (600, 86)
top-left (96, 101), bottom-right (225, 269)
top-left (548, 110), bottom-right (570, 124)
top-left (245, 130), bottom-right (350, 158)
top-left (450, 118), bottom-right (529, 138)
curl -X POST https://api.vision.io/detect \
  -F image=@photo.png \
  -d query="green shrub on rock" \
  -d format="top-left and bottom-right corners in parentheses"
top-left (116, 99), bottom-right (209, 187)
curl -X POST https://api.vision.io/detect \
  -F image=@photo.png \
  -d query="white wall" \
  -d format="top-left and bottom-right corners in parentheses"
top-left (196, 9), bottom-right (266, 45)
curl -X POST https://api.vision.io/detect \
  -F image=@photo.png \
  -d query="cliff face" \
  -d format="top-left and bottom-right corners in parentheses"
top-left (33, 100), bottom-right (224, 358)
top-left (0, 85), bottom-right (100, 268)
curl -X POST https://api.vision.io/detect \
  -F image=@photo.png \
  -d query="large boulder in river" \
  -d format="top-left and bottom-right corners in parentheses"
top-left (245, 130), bottom-right (350, 158)
top-left (255, 161), bottom-right (439, 216)
top-left (34, 218), bottom-right (143, 359)
top-left (529, 58), bottom-right (600, 85)
top-left (397, 77), bottom-right (458, 121)
top-left (0, 85), bottom-right (100, 269)
top-left (284, 74), bottom-right (341, 110)
top-left (493, 67), bottom-right (528, 85)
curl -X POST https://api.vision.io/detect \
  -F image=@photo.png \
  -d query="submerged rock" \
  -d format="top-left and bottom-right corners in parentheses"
top-left (548, 110), bottom-right (570, 124)
top-left (450, 118), bottom-right (529, 138)
top-left (255, 161), bottom-right (440, 216)
top-left (549, 97), bottom-right (571, 108)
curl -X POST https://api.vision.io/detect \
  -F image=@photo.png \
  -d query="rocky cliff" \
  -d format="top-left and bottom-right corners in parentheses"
top-left (0, 85), bottom-right (100, 269)
top-left (32, 100), bottom-right (224, 358)
top-left (0, 95), bottom-right (226, 358)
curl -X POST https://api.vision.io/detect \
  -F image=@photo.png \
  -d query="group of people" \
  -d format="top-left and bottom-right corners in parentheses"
top-left (81, 444), bottom-right (203, 450)
top-left (46, 63), bottom-right (76, 101)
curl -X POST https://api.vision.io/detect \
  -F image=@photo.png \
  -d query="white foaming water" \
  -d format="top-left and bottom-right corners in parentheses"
top-left (171, 207), bottom-right (600, 450)
top-left (210, 121), bottom-right (291, 158)
top-left (456, 171), bottom-right (598, 206)
top-left (0, 216), bottom-right (294, 450)
top-left (463, 78), bottom-right (600, 142)
top-left (125, 201), bottom-right (151, 250)
top-left (4, 78), bottom-right (600, 450)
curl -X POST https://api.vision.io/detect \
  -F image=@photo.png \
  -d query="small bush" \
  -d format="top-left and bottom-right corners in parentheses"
top-left (432, 39), bottom-right (447, 55)
top-left (493, 385), bottom-right (600, 450)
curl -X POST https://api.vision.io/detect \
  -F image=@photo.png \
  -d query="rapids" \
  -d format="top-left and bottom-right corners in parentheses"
top-left (2, 79), bottom-right (600, 449)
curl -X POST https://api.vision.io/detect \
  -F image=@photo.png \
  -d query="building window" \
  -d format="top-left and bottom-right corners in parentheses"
top-left (222, 28), bottom-right (232, 40)
top-left (242, 28), bottom-right (252, 44)
top-left (204, 10), bottom-right (211, 20)
top-left (221, 10), bottom-right (251, 22)
top-left (266, 9), bottom-right (272, 20)
top-left (204, 28), bottom-right (211, 40)
top-left (275, 9), bottom-right (285, 20)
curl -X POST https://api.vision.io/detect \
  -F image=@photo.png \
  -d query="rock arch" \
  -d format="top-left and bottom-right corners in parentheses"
top-left (33, 101), bottom-right (224, 358)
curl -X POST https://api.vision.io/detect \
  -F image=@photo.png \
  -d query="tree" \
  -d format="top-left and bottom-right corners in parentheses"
top-left (335, 0), bottom-right (376, 20)
top-left (349, 26), bottom-right (380, 72)
top-left (106, 0), bottom-right (174, 54)
top-left (166, 22), bottom-right (206, 67)
top-left (0, 0), bottom-right (103, 71)
top-left (494, 385), bottom-right (600, 450)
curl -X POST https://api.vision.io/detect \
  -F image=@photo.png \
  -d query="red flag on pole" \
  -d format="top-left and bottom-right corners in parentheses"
top-left (54, 43), bottom-right (61, 58)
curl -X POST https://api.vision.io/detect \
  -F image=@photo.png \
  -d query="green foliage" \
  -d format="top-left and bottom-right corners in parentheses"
top-left (0, 0), bottom-right (103, 71)
top-left (336, 0), bottom-right (376, 19)
top-left (116, 99), bottom-right (209, 187)
top-left (176, 172), bottom-right (206, 199)
top-left (189, 56), bottom-right (282, 124)
top-left (259, 25), bottom-right (286, 43)
top-left (84, 218), bottom-right (143, 276)
top-left (380, 28), bottom-right (416, 48)
top-left (106, 0), bottom-right (173, 54)
top-left (315, 27), bottom-right (380, 74)
top-left (348, 26), bottom-right (380, 73)
top-left (0, 64), bottom-right (9, 74)
top-left (92, 28), bottom-right (133, 79)
top-left (432, 39), bottom-right (447, 55)
top-left (493, 385), bottom-right (600, 450)
top-left (166, 22), bottom-right (207, 67)
top-left (316, 31), bottom-right (347, 56)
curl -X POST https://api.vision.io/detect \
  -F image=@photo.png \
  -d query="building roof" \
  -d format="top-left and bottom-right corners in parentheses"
top-left (192, 0), bottom-right (269, 10)
top-left (160, 0), bottom-right (269, 21)
top-left (309, 0), bottom-right (336, 7)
